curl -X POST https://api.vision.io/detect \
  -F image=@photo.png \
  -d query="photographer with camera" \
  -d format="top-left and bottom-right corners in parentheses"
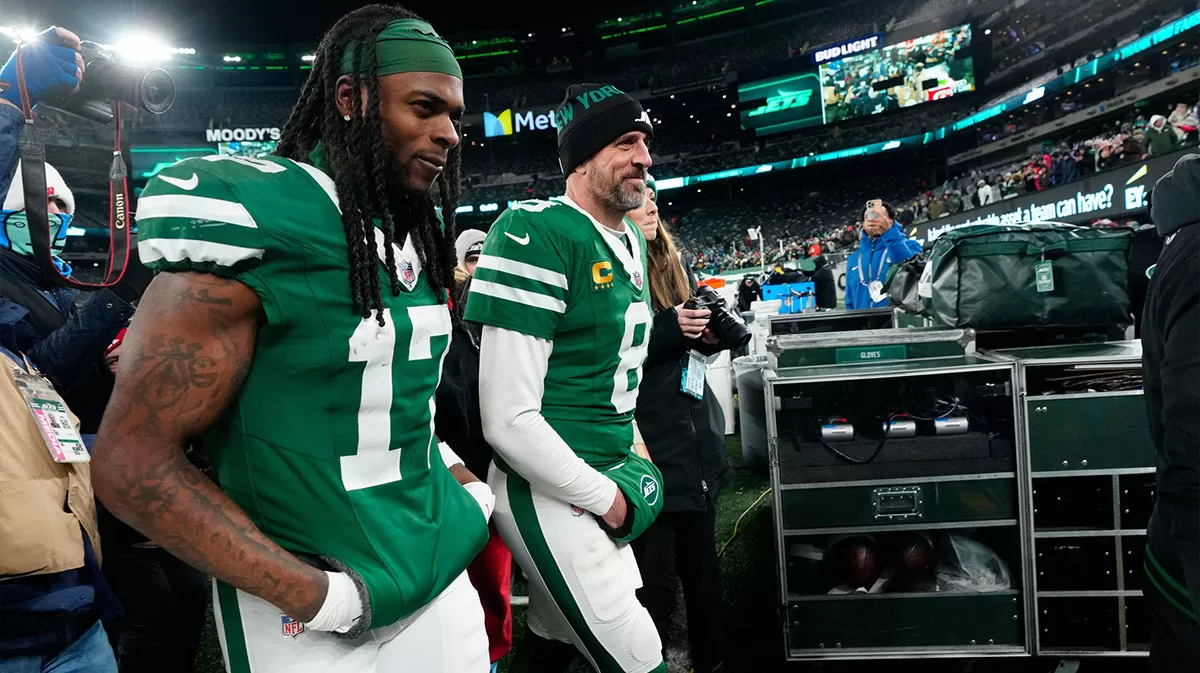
top-left (0, 26), bottom-right (124, 673)
top-left (0, 27), bottom-right (198, 673)
top-left (844, 199), bottom-right (923, 311)
top-left (627, 179), bottom-right (735, 673)
top-left (0, 26), bottom-right (152, 433)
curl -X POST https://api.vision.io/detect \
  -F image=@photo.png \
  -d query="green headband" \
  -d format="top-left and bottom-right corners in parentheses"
top-left (339, 19), bottom-right (462, 80)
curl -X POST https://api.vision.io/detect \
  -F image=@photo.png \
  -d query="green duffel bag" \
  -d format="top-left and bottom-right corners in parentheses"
top-left (926, 223), bottom-right (1133, 329)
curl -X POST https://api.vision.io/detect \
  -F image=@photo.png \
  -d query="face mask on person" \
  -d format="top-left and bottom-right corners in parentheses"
top-left (0, 210), bottom-right (72, 257)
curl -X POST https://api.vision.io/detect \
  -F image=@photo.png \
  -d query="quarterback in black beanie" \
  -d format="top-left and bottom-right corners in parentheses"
top-left (1141, 153), bottom-right (1200, 671)
top-left (555, 83), bottom-right (655, 218)
top-left (465, 83), bottom-right (666, 672)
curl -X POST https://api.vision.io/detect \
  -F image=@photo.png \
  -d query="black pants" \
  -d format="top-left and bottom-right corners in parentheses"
top-left (631, 506), bottom-right (724, 673)
top-left (103, 544), bottom-right (208, 673)
top-left (1148, 585), bottom-right (1200, 672)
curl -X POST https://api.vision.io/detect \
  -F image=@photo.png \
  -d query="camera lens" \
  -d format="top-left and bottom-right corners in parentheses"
top-left (138, 68), bottom-right (176, 115)
top-left (709, 309), bottom-right (753, 349)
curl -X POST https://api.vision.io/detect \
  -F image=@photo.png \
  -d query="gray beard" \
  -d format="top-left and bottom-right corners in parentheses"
top-left (601, 179), bottom-right (646, 213)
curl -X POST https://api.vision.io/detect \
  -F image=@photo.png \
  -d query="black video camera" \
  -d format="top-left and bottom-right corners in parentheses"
top-left (684, 285), bottom-right (752, 350)
top-left (47, 41), bottom-right (175, 124)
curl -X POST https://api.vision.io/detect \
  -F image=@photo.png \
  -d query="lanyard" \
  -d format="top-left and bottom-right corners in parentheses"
top-left (858, 241), bottom-right (888, 287)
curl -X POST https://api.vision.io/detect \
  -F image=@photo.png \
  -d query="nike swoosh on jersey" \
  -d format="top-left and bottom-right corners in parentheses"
top-left (504, 232), bottom-right (531, 245)
top-left (158, 173), bottom-right (199, 191)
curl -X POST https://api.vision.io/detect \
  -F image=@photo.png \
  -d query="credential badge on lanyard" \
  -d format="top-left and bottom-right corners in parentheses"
top-left (9, 356), bottom-right (87, 463)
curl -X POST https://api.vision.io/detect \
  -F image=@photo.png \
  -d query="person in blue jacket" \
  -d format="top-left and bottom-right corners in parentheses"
top-left (843, 199), bottom-right (923, 310)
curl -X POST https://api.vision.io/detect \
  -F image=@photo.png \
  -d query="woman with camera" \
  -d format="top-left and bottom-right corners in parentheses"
top-left (628, 179), bottom-right (728, 673)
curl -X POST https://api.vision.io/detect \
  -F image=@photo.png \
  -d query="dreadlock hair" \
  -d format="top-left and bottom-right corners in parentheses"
top-left (274, 4), bottom-right (461, 324)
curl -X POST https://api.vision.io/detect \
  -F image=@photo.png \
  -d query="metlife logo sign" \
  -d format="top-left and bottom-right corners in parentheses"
top-left (483, 107), bottom-right (558, 137)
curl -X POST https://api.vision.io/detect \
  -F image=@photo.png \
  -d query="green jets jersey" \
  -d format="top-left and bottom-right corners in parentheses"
top-left (464, 197), bottom-right (652, 469)
top-left (135, 153), bottom-right (488, 627)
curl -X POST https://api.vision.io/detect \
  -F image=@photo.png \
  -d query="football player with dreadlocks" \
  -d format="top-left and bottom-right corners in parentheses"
top-left (92, 5), bottom-right (492, 671)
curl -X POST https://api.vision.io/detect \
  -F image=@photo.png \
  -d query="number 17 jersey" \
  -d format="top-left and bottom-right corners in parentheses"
top-left (135, 154), bottom-right (488, 628)
top-left (465, 197), bottom-right (653, 469)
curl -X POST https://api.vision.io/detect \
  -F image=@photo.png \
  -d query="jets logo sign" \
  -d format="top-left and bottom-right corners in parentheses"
top-left (748, 90), bottom-right (814, 118)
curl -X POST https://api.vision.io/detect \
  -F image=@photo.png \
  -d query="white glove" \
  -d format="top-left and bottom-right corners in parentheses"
top-left (303, 571), bottom-right (363, 633)
top-left (463, 480), bottom-right (495, 522)
top-left (438, 442), bottom-right (462, 469)
top-left (438, 442), bottom-right (494, 522)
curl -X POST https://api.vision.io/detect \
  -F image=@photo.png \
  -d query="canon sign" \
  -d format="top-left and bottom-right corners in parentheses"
top-left (205, 127), bottom-right (282, 142)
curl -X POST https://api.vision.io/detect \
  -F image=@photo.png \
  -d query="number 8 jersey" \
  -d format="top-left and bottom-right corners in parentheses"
top-left (465, 197), bottom-right (653, 469)
top-left (135, 154), bottom-right (488, 628)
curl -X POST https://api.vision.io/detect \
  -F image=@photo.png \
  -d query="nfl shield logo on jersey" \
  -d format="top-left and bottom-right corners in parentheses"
top-left (399, 258), bottom-right (418, 291)
top-left (632, 270), bottom-right (644, 291)
top-left (281, 614), bottom-right (305, 638)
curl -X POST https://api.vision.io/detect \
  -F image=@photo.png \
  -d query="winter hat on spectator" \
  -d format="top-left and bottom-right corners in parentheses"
top-left (455, 228), bottom-right (486, 266)
top-left (3, 160), bottom-right (75, 215)
top-left (1150, 153), bottom-right (1200, 236)
top-left (1150, 115), bottom-right (1168, 130)
top-left (554, 83), bottom-right (654, 176)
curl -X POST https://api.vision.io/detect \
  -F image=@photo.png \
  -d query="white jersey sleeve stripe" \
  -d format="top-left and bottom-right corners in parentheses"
top-left (471, 279), bottom-right (567, 314)
top-left (476, 254), bottom-right (569, 289)
top-left (289, 160), bottom-right (342, 213)
top-left (137, 195), bottom-right (258, 229)
top-left (139, 237), bottom-right (265, 267)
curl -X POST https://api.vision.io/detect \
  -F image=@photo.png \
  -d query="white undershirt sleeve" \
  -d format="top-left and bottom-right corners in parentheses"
top-left (478, 325), bottom-right (619, 516)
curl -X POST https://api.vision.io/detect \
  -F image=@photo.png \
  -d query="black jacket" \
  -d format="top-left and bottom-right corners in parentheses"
top-left (435, 280), bottom-right (494, 482)
top-left (1142, 221), bottom-right (1200, 617)
top-left (0, 249), bottom-right (131, 432)
top-left (1128, 226), bottom-right (1163, 337)
top-left (636, 290), bottom-right (730, 513)
top-left (810, 257), bottom-right (838, 309)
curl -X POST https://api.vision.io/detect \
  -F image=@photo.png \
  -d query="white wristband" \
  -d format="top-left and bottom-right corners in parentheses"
top-left (438, 441), bottom-right (463, 469)
top-left (303, 571), bottom-right (363, 634)
top-left (463, 480), bottom-right (495, 522)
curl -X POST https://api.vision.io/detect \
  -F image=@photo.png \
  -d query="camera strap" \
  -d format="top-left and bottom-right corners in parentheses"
top-left (15, 43), bottom-right (130, 291)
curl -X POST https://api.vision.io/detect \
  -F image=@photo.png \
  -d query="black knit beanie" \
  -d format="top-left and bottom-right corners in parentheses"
top-left (554, 83), bottom-right (654, 176)
top-left (1150, 153), bottom-right (1200, 237)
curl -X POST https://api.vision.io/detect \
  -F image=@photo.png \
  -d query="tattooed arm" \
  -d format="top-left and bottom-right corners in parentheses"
top-left (91, 271), bottom-right (328, 621)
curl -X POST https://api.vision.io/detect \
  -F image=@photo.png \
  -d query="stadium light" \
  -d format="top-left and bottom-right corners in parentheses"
top-left (984, 28), bottom-right (992, 35)
top-left (223, 55), bottom-right (242, 63)
top-left (301, 54), bottom-right (315, 62)
top-left (0, 26), bottom-right (42, 44)
top-left (670, 94), bottom-right (675, 99)
top-left (115, 33), bottom-right (174, 63)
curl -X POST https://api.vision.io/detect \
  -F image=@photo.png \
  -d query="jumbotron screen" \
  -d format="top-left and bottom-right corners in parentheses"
top-left (821, 24), bottom-right (975, 123)
top-left (738, 24), bottom-right (975, 137)
top-left (218, 140), bottom-right (277, 158)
